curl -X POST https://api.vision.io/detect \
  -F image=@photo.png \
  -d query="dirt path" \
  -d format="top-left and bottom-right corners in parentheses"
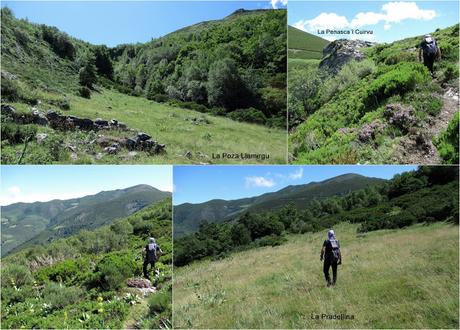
top-left (394, 87), bottom-right (459, 164)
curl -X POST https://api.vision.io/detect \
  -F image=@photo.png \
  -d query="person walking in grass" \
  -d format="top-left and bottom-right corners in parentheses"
top-left (320, 229), bottom-right (342, 287)
top-left (143, 237), bottom-right (162, 280)
top-left (419, 34), bottom-right (441, 77)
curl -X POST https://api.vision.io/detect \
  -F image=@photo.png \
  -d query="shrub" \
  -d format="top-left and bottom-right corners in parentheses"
top-left (92, 252), bottom-right (136, 291)
top-left (148, 291), bottom-right (171, 314)
top-left (150, 94), bottom-right (168, 103)
top-left (79, 86), bottom-right (91, 98)
top-left (1, 123), bottom-right (37, 145)
top-left (435, 112), bottom-right (459, 164)
top-left (1, 77), bottom-right (20, 101)
top-left (35, 258), bottom-right (92, 285)
top-left (1, 264), bottom-right (33, 288)
top-left (227, 108), bottom-right (267, 125)
top-left (320, 59), bottom-right (376, 105)
top-left (42, 282), bottom-right (84, 310)
top-left (364, 62), bottom-right (430, 108)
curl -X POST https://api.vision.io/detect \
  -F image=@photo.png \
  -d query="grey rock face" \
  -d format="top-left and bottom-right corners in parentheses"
top-left (320, 39), bottom-right (375, 74)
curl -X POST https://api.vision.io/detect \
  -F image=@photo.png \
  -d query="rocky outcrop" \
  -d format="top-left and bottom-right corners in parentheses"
top-left (127, 277), bottom-right (156, 296)
top-left (319, 39), bottom-right (375, 74)
top-left (1, 104), bottom-right (166, 155)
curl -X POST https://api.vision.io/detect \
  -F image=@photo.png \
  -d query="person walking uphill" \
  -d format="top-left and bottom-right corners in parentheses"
top-left (419, 34), bottom-right (441, 76)
top-left (143, 237), bottom-right (162, 280)
top-left (320, 229), bottom-right (342, 287)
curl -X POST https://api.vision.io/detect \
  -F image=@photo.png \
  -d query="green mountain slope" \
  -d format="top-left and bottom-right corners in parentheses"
top-left (174, 174), bottom-right (385, 236)
top-left (1, 185), bottom-right (170, 256)
top-left (288, 25), bottom-right (329, 59)
top-left (174, 222), bottom-right (458, 328)
top-left (0, 7), bottom-right (286, 164)
top-left (289, 24), bottom-right (459, 164)
top-left (1, 198), bottom-right (172, 329)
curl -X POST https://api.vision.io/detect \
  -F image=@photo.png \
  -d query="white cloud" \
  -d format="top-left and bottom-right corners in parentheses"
top-left (288, 168), bottom-right (304, 180)
top-left (381, 2), bottom-right (436, 23)
top-left (271, 0), bottom-right (287, 9)
top-left (297, 2), bottom-right (436, 32)
top-left (298, 13), bottom-right (350, 31)
top-left (245, 176), bottom-right (275, 188)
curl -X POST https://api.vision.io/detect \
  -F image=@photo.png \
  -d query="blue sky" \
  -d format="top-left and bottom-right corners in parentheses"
top-left (289, 1), bottom-right (459, 42)
top-left (0, 165), bottom-right (172, 206)
top-left (173, 165), bottom-right (417, 205)
top-left (2, 1), bottom-right (285, 47)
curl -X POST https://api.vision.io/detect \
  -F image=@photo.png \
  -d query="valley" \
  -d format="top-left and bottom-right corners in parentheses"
top-left (0, 7), bottom-right (287, 164)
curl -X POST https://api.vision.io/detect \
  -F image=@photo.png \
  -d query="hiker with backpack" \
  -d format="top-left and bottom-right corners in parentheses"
top-left (419, 34), bottom-right (441, 76)
top-left (143, 237), bottom-right (162, 280)
top-left (320, 229), bottom-right (342, 287)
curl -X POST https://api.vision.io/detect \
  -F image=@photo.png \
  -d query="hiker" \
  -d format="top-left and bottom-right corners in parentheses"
top-left (419, 34), bottom-right (441, 76)
top-left (143, 237), bottom-right (162, 280)
top-left (320, 229), bottom-right (342, 287)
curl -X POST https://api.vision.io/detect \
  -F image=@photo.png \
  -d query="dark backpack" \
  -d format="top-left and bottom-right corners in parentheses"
top-left (329, 239), bottom-right (341, 262)
top-left (146, 243), bottom-right (159, 262)
top-left (422, 37), bottom-right (438, 55)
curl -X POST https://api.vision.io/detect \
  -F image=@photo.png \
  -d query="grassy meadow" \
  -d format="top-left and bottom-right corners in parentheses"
top-left (2, 88), bottom-right (286, 164)
top-left (173, 222), bottom-right (459, 329)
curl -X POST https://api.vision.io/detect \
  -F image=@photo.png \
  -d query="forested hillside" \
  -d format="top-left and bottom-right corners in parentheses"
top-left (173, 173), bottom-right (383, 237)
top-left (0, 7), bottom-right (286, 164)
top-left (289, 24), bottom-right (459, 164)
top-left (1, 185), bottom-right (170, 256)
top-left (1, 198), bottom-right (172, 329)
top-left (174, 166), bottom-right (458, 266)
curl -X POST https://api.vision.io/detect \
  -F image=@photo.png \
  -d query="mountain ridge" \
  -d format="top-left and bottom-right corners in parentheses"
top-left (1, 184), bottom-right (171, 256)
top-left (174, 173), bottom-right (385, 236)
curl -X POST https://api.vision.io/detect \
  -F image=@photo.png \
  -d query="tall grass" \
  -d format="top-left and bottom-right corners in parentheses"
top-left (173, 222), bottom-right (459, 329)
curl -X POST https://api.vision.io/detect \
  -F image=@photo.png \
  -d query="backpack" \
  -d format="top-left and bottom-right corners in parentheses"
top-left (329, 239), bottom-right (341, 263)
top-left (422, 37), bottom-right (438, 55)
top-left (146, 243), bottom-right (159, 261)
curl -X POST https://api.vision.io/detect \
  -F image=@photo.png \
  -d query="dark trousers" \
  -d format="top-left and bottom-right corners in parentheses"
top-left (423, 52), bottom-right (436, 74)
top-left (323, 259), bottom-right (338, 285)
top-left (143, 260), bottom-right (155, 279)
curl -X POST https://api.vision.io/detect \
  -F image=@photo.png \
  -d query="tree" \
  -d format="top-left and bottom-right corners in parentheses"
top-left (231, 224), bottom-right (251, 246)
top-left (207, 58), bottom-right (252, 110)
top-left (79, 53), bottom-right (97, 88)
top-left (94, 45), bottom-right (114, 79)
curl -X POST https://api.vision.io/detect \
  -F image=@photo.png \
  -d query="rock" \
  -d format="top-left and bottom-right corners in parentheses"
top-left (96, 136), bottom-right (112, 147)
top-left (95, 118), bottom-right (109, 127)
top-left (32, 110), bottom-right (49, 126)
top-left (184, 150), bottom-right (192, 159)
top-left (319, 39), bottom-right (375, 74)
top-left (67, 144), bottom-right (77, 152)
top-left (104, 143), bottom-right (120, 154)
top-left (36, 133), bottom-right (48, 144)
top-left (1, 71), bottom-right (17, 81)
top-left (95, 153), bottom-right (104, 160)
top-left (155, 144), bottom-right (166, 153)
top-left (73, 118), bottom-right (94, 131)
top-left (137, 132), bottom-right (151, 142)
top-left (109, 119), bottom-right (118, 127)
top-left (118, 122), bottom-right (127, 130)
top-left (70, 152), bottom-right (78, 161)
top-left (1, 104), bottom-right (16, 116)
top-left (124, 138), bottom-right (137, 151)
top-left (127, 278), bottom-right (153, 289)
